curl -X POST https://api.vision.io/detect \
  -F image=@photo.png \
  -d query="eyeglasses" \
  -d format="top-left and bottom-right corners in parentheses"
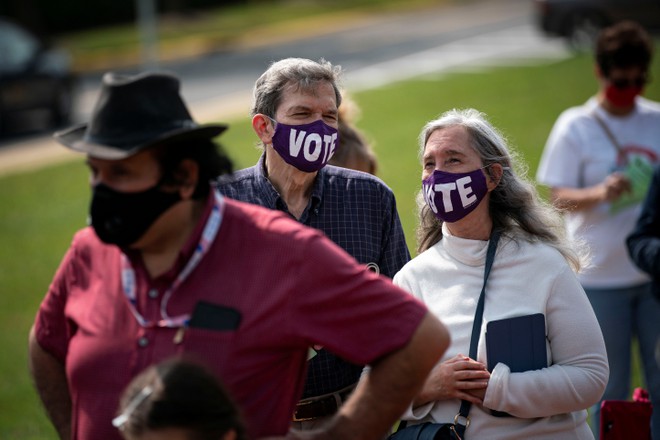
top-left (112, 385), bottom-right (154, 429)
top-left (609, 74), bottom-right (650, 90)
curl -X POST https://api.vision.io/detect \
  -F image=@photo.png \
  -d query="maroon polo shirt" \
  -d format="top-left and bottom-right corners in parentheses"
top-left (34, 193), bottom-right (428, 439)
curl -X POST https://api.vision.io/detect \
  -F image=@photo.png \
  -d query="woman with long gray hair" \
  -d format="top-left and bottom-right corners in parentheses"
top-left (392, 108), bottom-right (608, 439)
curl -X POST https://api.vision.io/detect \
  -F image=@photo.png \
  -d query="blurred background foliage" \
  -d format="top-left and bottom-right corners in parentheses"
top-left (1, 0), bottom-right (448, 72)
top-left (1, 0), bottom-right (659, 436)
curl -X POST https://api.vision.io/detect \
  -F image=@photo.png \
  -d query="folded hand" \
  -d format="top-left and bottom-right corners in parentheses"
top-left (414, 354), bottom-right (490, 406)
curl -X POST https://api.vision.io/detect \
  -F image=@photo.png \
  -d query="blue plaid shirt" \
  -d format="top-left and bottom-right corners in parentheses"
top-left (215, 154), bottom-right (411, 397)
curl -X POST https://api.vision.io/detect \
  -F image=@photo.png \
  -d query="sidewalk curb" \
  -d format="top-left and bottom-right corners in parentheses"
top-left (70, 4), bottom-right (449, 74)
top-left (0, 0), bottom-right (539, 178)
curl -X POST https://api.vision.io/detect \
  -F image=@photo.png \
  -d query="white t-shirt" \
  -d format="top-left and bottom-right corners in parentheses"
top-left (536, 96), bottom-right (660, 288)
top-left (393, 226), bottom-right (608, 440)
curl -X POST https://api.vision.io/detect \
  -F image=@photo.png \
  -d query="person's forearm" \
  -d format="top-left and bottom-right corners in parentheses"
top-left (550, 186), bottom-right (605, 212)
top-left (412, 381), bottom-right (435, 408)
top-left (551, 170), bottom-right (633, 212)
top-left (322, 313), bottom-right (450, 439)
top-left (28, 326), bottom-right (72, 440)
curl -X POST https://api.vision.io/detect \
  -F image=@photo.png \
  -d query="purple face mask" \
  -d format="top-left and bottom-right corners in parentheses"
top-left (422, 168), bottom-right (489, 223)
top-left (270, 118), bottom-right (339, 173)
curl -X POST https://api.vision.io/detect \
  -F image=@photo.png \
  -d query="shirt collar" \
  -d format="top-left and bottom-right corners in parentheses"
top-left (440, 222), bottom-right (490, 267)
top-left (253, 154), bottom-right (283, 209)
top-left (256, 153), bottom-right (323, 213)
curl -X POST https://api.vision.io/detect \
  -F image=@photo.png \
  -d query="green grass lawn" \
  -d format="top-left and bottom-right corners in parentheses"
top-left (1, 51), bottom-right (658, 438)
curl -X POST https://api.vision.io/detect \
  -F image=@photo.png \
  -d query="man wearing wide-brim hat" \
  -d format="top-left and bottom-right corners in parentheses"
top-left (26, 71), bottom-right (450, 440)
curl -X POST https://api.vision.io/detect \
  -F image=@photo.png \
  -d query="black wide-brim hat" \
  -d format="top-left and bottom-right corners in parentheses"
top-left (54, 71), bottom-right (227, 160)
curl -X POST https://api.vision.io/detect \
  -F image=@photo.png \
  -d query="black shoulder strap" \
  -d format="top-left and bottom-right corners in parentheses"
top-left (454, 229), bottom-right (501, 437)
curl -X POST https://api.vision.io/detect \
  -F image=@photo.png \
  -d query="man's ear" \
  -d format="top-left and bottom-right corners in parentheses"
top-left (252, 114), bottom-right (274, 144)
top-left (486, 163), bottom-right (503, 192)
top-left (176, 159), bottom-right (199, 199)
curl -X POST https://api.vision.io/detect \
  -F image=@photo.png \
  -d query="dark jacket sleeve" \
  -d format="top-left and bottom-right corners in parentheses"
top-left (627, 164), bottom-right (660, 296)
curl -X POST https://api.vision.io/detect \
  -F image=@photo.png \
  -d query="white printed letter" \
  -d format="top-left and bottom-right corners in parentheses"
top-left (323, 133), bottom-right (338, 163)
top-left (289, 129), bottom-right (306, 157)
top-left (456, 176), bottom-right (476, 207)
top-left (304, 133), bottom-right (322, 161)
top-left (425, 184), bottom-right (438, 213)
top-left (434, 183), bottom-right (457, 212)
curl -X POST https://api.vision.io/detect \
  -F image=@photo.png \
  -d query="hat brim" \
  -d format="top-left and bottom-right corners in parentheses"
top-left (54, 123), bottom-right (228, 160)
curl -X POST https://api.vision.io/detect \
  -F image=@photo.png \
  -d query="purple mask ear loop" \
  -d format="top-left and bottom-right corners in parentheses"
top-left (260, 116), bottom-right (277, 153)
top-left (482, 163), bottom-right (510, 182)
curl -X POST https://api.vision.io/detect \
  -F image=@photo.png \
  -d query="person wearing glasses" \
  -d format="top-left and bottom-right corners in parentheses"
top-left (536, 20), bottom-right (660, 437)
top-left (27, 72), bottom-right (449, 440)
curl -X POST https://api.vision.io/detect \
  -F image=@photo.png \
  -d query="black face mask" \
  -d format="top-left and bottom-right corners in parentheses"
top-left (90, 182), bottom-right (182, 247)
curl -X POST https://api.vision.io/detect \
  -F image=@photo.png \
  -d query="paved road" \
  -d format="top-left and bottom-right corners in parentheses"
top-left (0, 0), bottom-right (569, 176)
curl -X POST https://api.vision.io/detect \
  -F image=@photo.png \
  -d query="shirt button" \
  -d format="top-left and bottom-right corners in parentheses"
top-left (148, 289), bottom-right (159, 299)
top-left (138, 337), bottom-right (149, 347)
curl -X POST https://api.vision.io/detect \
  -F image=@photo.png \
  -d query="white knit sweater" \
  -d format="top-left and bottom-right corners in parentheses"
top-left (394, 226), bottom-right (609, 440)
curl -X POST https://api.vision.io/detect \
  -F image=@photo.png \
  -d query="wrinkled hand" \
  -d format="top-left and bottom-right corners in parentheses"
top-left (601, 172), bottom-right (632, 202)
top-left (415, 354), bottom-right (490, 406)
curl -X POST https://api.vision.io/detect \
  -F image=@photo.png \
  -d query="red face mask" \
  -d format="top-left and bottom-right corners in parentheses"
top-left (605, 85), bottom-right (643, 108)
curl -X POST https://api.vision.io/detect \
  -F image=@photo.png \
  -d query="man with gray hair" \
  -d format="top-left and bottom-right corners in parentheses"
top-left (28, 70), bottom-right (449, 440)
top-left (216, 57), bottom-right (411, 429)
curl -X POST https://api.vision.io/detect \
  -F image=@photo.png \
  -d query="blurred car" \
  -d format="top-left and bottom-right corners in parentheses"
top-left (533, 0), bottom-right (660, 50)
top-left (0, 17), bottom-right (75, 136)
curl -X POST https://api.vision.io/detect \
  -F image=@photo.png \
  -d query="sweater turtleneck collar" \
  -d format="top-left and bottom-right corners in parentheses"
top-left (440, 223), bottom-right (491, 267)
